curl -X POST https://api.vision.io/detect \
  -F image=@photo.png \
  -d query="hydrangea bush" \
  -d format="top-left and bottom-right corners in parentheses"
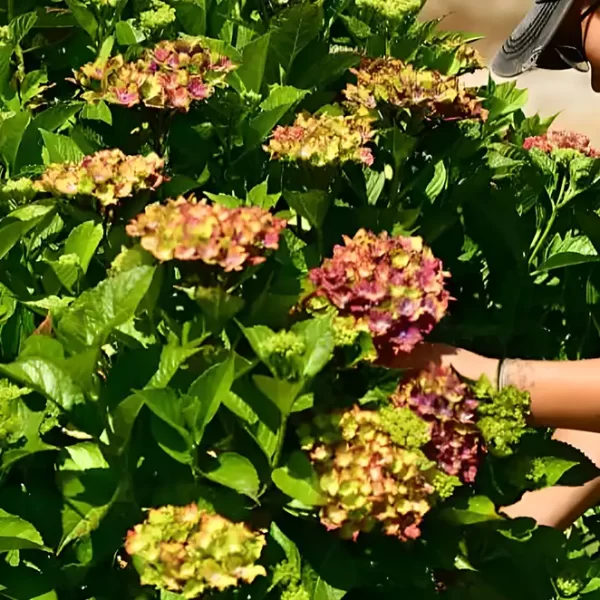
top-left (1, 1), bottom-right (600, 599)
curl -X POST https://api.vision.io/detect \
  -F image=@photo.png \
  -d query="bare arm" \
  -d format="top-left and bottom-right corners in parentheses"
top-left (502, 428), bottom-right (600, 529)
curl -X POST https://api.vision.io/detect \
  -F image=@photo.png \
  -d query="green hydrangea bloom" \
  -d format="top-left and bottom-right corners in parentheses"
top-left (0, 178), bottom-right (37, 209)
top-left (0, 379), bottom-right (28, 450)
top-left (475, 377), bottom-right (531, 457)
top-left (378, 405), bottom-right (431, 449)
top-left (139, 0), bottom-right (176, 31)
top-left (260, 330), bottom-right (306, 380)
top-left (429, 470), bottom-right (462, 501)
top-left (355, 0), bottom-right (424, 21)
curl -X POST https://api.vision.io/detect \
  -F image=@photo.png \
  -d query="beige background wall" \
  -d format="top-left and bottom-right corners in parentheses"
top-left (420, 0), bottom-right (600, 142)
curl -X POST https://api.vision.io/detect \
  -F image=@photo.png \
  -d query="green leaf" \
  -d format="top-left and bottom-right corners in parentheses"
top-left (246, 180), bottom-right (281, 209)
top-left (56, 266), bottom-right (155, 352)
top-left (64, 0), bottom-right (99, 41)
top-left (0, 509), bottom-right (48, 553)
top-left (284, 190), bottom-right (330, 230)
top-left (201, 452), bottom-right (260, 499)
top-left (195, 286), bottom-right (245, 333)
top-left (0, 202), bottom-right (55, 260)
top-left (270, 522), bottom-right (301, 570)
top-left (147, 337), bottom-right (202, 389)
top-left (537, 252), bottom-right (600, 272)
top-left (106, 393), bottom-right (145, 453)
top-left (247, 85), bottom-right (307, 146)
top-left (40, 130), bottom-right (84, 164)
top-left (115, 20), bottom-right (146, 45)
top-left (269, 3), bottom-right (323, 78)
top-left (441, 495), bottom-right (502, 525)
top-left (0, 112), bottom-right (31, 172)
top-left (0, 357), bottom-right (85, 413)
top-left (139, 388), bottom-right (190, 441)
top-left (293, 316), bottom-right (334, 378)
top-left (9, 12), bottom-right (38, 44)
top-left (294, 51), bottom-right (359, 89)
top-left (204, 191), bottom-right (242, 207)
top-left (424, 160), bottom-right (447, 203)
top-left (64, 220), bottom-right (103, 273)
top-left (57, 442), bottom-right (118, 553)
top-left (237, 33), bottom-right (270, 93)
top-left (81, 101), bottom-right (112, 125)
top-left (173, 0), bottom-right (206, 36)
top-left (186, 356), bottom-right (235, 443)
top-left (252, 375), bottom-right (303, 415)
top-left (272, 451), bottom-right (326, 506)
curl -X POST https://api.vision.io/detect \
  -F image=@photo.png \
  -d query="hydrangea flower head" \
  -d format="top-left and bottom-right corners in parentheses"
top-left (125, 504), bottom-right (266, 598)
top-left (355, 0), bottom-right (425, 21)
top-left (344, 57), bottom-right (487, 121)
top-left (73, 38), bottom-right (236, 111)
top-left (265, 109), bottom-right (375, 167)
top-left (304, 229), bottom-right (450, 358)
top-left (34, 149), bottom-right (165, 207)
top-left (391, 366), bottom-right (484, 483)
top-left (126, 195), bottom-right (287, 270)
top-left (523, 130), bottom-right (600, 158)
top-left (300, 406), bottom-right (434, 541)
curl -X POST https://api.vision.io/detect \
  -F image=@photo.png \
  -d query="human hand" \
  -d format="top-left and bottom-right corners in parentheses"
top-left (382, 342), bottom-right (500, 385)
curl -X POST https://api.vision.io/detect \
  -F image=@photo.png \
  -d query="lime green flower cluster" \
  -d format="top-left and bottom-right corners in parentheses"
top-left (272, 560), bottom-right (310, 600)
top-left (139, 0), bottom-right (176, 31)
top-left (126, 195), bottom-right (287, 270)
top-left (437, 35), bottom-right (486, 72)
top-left (355, 0), bottom-right (425, 21)
top-left (125, 504), bottom-right (267, 598)
top-left (0, 178), bottom-right (37, 210)
top-left (265, 108), bottom-right (375, 167)
top-left (344, 57), bottom-right (488, 121)
top-left (34, 149), bottom-right (165, 207)
top-left (299, 406), bottom-right (435, 541)
top-left (0, 379), bottom-right (28, 450)
top-left (260, 330), bottom-right (306, 380)
top-left (473, 376), bottom-right (531, 458)
top-left (73, 38), bottom-right (236, 111)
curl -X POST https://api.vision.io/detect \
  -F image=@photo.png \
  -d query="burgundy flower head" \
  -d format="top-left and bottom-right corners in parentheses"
top-left (304, 229), bottom-right (450, 358)
top-left (391, 366), bottom-right (484, 483)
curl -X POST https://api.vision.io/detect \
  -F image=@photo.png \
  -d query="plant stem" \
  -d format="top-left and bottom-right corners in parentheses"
top-left (529, 208), bottom-right (557, 268)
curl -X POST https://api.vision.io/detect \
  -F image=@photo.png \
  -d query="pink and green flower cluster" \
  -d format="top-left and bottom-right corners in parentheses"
top-left (126, 195), bottom-right (287, 270)
top-left (34, 149), bottom-right (165, 207)
top-left (392, 366), bottom-right (484, 483)
top-left (344, 57), bottom-right (488, 121)
top-left (125, 504), bottom-right (266, 598)
top-left (299, 406), bottom-right (434, 541)
top-left (265, 108), bottom-right (375, 167)
top-left (74, 38), bottom-right (235, 111)
top-left (304, 229), bottom-right (450, 358)
top-left (523, 130), bottom-right (600, 158)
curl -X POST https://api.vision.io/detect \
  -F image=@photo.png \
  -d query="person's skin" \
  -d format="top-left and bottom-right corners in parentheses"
top-left (553, 0), bottom-right (600, 91)
top-left (390, 343), bottom-right (600, 528)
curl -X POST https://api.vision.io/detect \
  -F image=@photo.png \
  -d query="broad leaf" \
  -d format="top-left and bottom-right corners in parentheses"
top-left (56, 266), bottom-right (155, 352)
top-left (57, 442), bottom-right (118, 553)
top-left (272, 451), bottom-right (326, 506)
top-left (201, 452), bottom-right (260, 499)
top-left (237, 33), bottom-right (270, 93)
top-left (0, 509), bottom-right (48, 553)
top-left (41, 130), bottom-right (85, 164)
